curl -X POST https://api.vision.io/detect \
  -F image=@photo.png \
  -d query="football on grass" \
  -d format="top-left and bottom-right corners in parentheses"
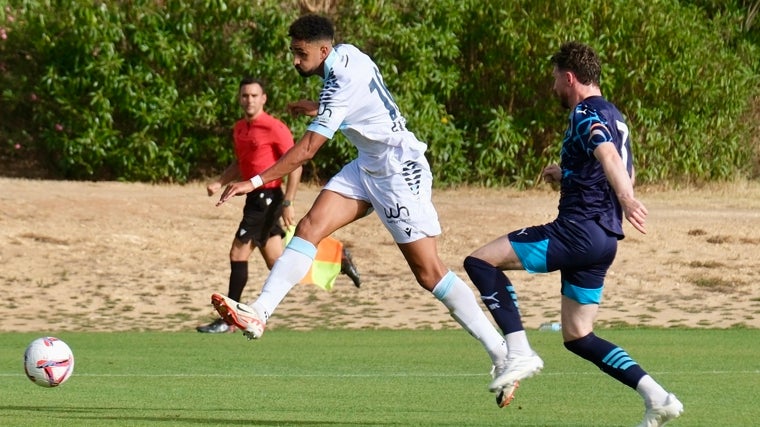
top-left (24, 337), bottom-right (75, 387)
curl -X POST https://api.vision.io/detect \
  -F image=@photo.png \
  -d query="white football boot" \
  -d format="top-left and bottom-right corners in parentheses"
top-left (211, 293), bottom-right (265, 340)
top-left (488, 352), bottom-right (543, 392)
top-left (637, 393), bottom-right (684, 427)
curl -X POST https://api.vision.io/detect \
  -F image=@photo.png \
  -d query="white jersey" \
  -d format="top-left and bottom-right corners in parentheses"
top-left (307, 44), bottom-right (428, 177)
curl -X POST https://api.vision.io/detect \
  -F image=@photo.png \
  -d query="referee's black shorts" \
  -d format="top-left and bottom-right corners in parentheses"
top-left (234, 188), bottom-right (286, 248)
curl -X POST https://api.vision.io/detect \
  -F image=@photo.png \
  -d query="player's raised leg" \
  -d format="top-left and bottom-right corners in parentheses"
top-left (211, 235), bottom-right (317, 340)
top-left (463, 239), bottom-right (545, 393)
top-left (213, 190), bottom-right (367, 340)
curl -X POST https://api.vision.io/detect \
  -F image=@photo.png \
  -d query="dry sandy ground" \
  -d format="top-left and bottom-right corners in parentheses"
top-left (1, 177), bottom-right (759, 334)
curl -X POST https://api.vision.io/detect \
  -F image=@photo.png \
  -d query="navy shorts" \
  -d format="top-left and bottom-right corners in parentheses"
top-left (508, 217), bottom-right (618, 304)
top-left (236, 188), bottom-right (286, 248)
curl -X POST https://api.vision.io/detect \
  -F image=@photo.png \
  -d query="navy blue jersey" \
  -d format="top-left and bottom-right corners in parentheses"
top-left (557, 96), bottom-right (632, 238)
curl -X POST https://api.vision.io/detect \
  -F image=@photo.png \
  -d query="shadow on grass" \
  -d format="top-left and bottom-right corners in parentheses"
top-left (0, 405), bottom-right (399, 426)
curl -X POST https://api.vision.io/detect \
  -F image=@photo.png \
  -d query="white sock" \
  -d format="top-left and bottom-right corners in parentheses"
top-left (505, 330), bottom-right (532, 357)
top-left (433, 271), bottom-right (508, 365)
top-left (636, 375), bottom-right (669, 408)
top-left (250, 237), bottom-right (316, 322)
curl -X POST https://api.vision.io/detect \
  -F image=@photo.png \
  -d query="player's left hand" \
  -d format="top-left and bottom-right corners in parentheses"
top-left (287, 100), bottom-right (319, 117)
top-left (621, 197), bottom-right (648, 234)
top-left (216, 180), bottom-right (254, 206)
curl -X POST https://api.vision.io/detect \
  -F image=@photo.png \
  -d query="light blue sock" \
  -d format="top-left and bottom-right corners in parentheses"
top-left (433, 271), bottom-right (507, 365)
top-left (253, 236), bottom-right (316, 321)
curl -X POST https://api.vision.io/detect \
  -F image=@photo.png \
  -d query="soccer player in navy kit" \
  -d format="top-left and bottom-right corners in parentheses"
top-left (209, 14), bottom-right (511, 399)
top-left (464, 42), bottom-right (683, 425)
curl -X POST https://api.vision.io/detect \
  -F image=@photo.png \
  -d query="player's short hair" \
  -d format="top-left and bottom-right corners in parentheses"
top-left (288, 14), bottom-right (334, 43)
top-left (550, 42), bottom-right (601, 86)
top-left (239, 77), bottom-right (267, 94)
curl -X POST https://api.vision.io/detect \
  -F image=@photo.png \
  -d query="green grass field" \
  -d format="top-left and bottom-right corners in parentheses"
top-left (2, 329), bottom-right (758, 426)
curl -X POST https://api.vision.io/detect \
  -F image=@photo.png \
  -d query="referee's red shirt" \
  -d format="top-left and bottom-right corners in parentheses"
top-left (233, 112), bottom-right (294, 189)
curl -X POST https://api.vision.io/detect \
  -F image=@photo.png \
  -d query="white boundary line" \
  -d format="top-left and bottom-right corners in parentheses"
top-left (2, 370), bottom-right (758, 378)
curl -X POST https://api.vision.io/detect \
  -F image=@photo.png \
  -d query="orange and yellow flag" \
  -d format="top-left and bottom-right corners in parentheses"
top-left (284, 227), bottom-right (342, 291)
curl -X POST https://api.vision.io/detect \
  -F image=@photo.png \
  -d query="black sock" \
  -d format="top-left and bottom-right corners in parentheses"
top-left (227, 261), bottom-right (248, 302)
top-left (463, 256), bottom-right (523, 334)
top-left (564, 332), bottom-right (647, 389)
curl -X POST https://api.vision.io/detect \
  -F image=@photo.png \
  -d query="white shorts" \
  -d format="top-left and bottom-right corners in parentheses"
top-left (324, 158), bottom-right (442, 244)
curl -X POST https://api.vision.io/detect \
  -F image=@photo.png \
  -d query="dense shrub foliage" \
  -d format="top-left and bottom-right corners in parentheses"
top-left (1, 0), bottom-right (758, 185)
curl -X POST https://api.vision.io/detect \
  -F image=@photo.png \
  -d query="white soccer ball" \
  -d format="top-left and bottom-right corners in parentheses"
top-left (24, 337), bottom-right (75, 388)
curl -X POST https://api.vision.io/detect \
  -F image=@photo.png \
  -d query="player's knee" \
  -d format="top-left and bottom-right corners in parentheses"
top-left (463, 255), bottom-right (477, 275)
top-left (463, 255), bottom-right (478, 269)
top-left (463, 256), bottom-right (496, 293)
top-left (563, 332), bottom-right (597, 358)
top-left (419, 269), bottom-right (449, 291)
top-left (409, 260), bottom-right (449, 291)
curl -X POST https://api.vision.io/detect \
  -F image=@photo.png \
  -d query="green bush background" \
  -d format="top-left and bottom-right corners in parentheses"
top-left (1, 0), bottom-right (758, 186)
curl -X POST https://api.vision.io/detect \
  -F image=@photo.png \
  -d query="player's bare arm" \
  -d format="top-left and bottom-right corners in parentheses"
top-left (216, 131), bottom-right (328, 206)
top-left (594, 141), bottom-right (648, 234)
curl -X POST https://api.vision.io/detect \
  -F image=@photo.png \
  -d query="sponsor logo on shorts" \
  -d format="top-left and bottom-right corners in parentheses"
top-left (382, 202), bottom-right (415, 238)
top-left (383, 203), bottom-right (409, 219)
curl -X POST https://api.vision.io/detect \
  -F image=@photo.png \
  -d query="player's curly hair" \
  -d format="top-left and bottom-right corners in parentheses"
top-left (288, 14), bottom-right (334, 42)
top-left (550, 42), bottom-right (601, 86)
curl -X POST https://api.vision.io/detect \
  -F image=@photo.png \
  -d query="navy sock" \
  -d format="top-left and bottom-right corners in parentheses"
top-left (463, 256), bottom-right (523, 334)
top-left (564, 333), bottom-right (647, 389)
top-left (227, 261), bottom-right (248, 302)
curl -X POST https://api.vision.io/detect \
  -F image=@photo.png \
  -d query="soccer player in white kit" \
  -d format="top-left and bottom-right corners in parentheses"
top-left (211, 14), bottom-right (515, 403)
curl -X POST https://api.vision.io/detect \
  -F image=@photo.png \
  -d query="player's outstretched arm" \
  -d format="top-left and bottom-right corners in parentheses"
top-left (217, 131), bottom-right (328, 206)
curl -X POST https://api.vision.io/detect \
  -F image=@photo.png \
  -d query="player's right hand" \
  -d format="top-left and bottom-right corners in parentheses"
top-left (542, 164), bottom-right (561, 190)
top-left (542, 164), bottom-right (561, 183)
top-left (216, 180), bottom-right (254, 206)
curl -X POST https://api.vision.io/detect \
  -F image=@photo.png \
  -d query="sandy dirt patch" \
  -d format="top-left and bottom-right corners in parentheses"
top-left (1, 177), bottom-right (758, 333)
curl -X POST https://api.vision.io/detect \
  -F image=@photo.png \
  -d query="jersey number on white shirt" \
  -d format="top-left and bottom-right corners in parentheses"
top-left (368, 67), bottom-right (407, 133)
